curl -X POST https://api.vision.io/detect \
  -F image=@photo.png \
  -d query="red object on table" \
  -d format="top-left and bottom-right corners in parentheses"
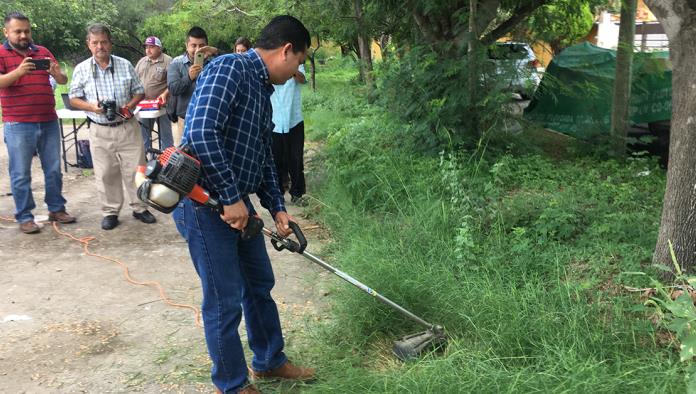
top-left (136, 99), bottom-right (160, 110)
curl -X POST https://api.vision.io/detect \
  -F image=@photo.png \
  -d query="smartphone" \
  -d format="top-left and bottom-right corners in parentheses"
top-left (29, 58), bottom-right (51, 71)
top-left (194, 52), bottom-right (204, 66)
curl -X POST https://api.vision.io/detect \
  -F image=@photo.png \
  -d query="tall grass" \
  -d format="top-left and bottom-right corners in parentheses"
top-left (293, 59), bottom-right (684, 393)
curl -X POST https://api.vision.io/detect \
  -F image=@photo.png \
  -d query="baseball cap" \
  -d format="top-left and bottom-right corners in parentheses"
top-left (143, 36), bottom-right (162, 48)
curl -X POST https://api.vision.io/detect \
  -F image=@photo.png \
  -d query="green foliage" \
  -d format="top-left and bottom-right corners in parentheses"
top-left (141, 0), bottom-right (320, 56)
top-left (640, 242), bottom-right (696, 391)
top-left (376, 45), bottom-right (517, 150)
top-left (523, 0), bottom-right (595, 54)
top-left (1, 0), bottom-right (174, 61)
top-left (1, 0), bottom-right (115, 58)
top-left (108, 0), bottom-right (174, 59)
top-left (140, 8), bottom-right (196, 56)
top-left (299, 64), bottom-right (685, 393)
top-left (302, 58), bottom-right (372, 140)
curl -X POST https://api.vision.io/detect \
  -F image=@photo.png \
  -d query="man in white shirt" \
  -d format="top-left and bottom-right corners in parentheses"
top-left (270, 63), bottom-right (306, 205)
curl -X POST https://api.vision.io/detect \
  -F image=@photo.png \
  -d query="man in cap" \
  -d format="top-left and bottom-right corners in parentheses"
top-left (135, 36), bottom-right (173, 151)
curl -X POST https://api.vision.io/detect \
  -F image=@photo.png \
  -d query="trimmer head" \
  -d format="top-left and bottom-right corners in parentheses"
top-left (392, 325), bottom-right (447, 361)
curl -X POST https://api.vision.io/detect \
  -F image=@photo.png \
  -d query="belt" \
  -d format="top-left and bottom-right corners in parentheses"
top-left (88, 118), bottom-right (128, 127)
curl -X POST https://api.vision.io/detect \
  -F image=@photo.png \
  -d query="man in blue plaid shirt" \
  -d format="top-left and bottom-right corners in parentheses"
top-left (173, 16), bottom-right (314, 394)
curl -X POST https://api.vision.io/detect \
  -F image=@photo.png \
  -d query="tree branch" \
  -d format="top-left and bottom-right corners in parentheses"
top-left (412, 11), bottom-right (440, 44)
top-left (480, 0), bottom-right (553, 45)
top-left (224, 6), bottom-right (256, 17)
top-left (474, 0), bottom-right (501, 35)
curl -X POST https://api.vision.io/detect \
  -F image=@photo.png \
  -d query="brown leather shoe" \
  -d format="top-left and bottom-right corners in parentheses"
top-left (48, 210), bottom-right (76, 224)
top-left (214, 384), bottom-right (261, 393)
top-left (250, 361), bottom-right (315, 381)
top-left (19, 221), bottom-right (40, 234)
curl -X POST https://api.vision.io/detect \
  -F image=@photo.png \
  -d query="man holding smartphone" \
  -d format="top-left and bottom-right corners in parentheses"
top-left (0, 11), bottom-right (76, 234)
top-left (166, 26), bottom-right (217, 145)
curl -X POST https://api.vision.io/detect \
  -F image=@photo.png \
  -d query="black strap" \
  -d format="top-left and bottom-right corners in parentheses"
top-left (92, 55), bottom-right (115, 104)
top-left (87, 117), bottom-right (126, 127)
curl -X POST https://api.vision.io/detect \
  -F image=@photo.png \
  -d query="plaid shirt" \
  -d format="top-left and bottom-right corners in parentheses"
top-left (182, 49), bottom-right (285, 215)
top-left (69, 55), bottom-right (144, 124)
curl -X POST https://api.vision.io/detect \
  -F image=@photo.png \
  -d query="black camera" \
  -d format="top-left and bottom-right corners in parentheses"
top-left (99, 100), bottom-right (118, 121)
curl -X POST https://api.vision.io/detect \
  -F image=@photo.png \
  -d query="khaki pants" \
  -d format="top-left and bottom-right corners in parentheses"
top-left (88, 118), bottom-right (147, 216)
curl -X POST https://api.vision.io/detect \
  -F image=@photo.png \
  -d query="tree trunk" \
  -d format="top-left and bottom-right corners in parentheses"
top-left (610, 0), bottom-right (636, 157)
top-left (309, 53), bottom-right (317, 92)
top-left (354, 0), bottom-right (374, 89)
top-left (644, 0), bottom-right (696, 274)
top-left (467, 0), bottom-right (479, 134)
top-left (378, 34), bottom-right (390, 60)
top-left (310, 34), bottom-right (321, 92)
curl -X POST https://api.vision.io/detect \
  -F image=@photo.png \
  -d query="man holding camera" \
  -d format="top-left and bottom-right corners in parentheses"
top-left (69, 23), bottom-right (156, 230)
top-left (0, 11), bottom-right (76, 234)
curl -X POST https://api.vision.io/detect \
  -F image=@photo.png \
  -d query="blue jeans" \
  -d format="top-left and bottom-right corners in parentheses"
top-left (140, 115), bottom-right (173, 152)
top-left (3, 120), bottom-right (66, 223)
top-left (175, 199), bottom-right (287, 392)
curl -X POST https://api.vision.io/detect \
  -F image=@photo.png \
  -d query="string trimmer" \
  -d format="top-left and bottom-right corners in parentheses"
top-left (262, 221), bottom-right (447, 360)
top-left (135, 146), bottom-right (446, 359)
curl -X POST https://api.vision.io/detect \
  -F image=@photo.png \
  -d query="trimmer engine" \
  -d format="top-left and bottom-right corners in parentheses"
top-left (135, 146), bottom-right (220, 213)
top-left (147, 147), bottom-right (200, 196)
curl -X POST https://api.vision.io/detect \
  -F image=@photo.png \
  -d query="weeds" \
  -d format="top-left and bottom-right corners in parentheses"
top-left (297, 62), bottom-right (685, 392)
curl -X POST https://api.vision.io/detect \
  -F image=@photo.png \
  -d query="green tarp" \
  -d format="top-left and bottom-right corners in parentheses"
top-left (523, 42), bottom-right (672, 139)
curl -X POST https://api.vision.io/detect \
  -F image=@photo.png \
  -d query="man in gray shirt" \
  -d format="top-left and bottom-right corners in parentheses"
top-left (167, 26), bottom-right (216, 145)
top-left (135, 36), bottom-right (172, 151)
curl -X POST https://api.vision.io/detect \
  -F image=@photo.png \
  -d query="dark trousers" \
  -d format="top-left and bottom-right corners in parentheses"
top-left (271, 121), bottom-right (306, 197)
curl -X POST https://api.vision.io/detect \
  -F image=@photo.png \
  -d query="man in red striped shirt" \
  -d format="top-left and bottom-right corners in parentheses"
top-left (0, 11), bottom-right (76, 234)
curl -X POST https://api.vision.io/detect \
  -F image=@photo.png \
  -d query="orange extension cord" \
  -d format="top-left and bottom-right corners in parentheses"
top-left (0, 215), bottom-right (202, 327)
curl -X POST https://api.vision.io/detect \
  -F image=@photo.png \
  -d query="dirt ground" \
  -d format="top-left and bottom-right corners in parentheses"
top-left (0, 125), bottom-right (331, 393)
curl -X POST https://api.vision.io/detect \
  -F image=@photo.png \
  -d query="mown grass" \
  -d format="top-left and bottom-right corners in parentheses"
top-left (294, 58), bottom-right (685, 393)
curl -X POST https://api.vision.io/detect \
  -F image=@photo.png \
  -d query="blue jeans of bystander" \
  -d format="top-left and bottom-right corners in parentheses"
top-left (140, 115), bottom-right (173, 152)
top-left (3, 120), bottom-right (66, 223)
top-left (175, 199), bottom-right (287, 392)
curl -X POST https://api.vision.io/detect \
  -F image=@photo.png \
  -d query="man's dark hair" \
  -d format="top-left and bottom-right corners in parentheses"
top-left (187, 26), bottom-right (208, 43)
top-left (4, 11), bottom-right (30, 26)
top-left (235, 37), bottom-right (252, 50)
top-left (255, 15), bottom-right (310, 53)
top-left (86, 23), bottom-right (112, 42)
